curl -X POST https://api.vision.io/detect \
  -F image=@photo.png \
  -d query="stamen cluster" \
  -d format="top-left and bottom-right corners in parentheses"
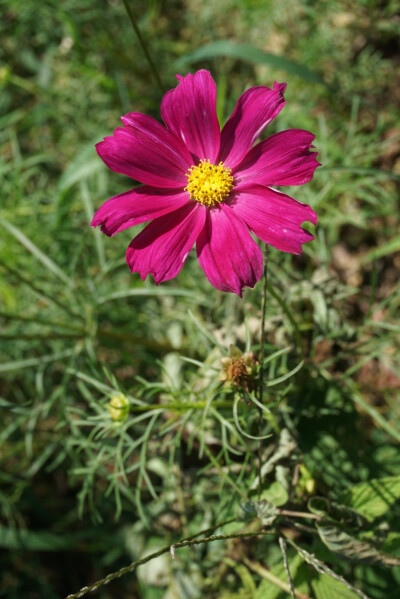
top-left (185, 159), bottom-right (233, 206)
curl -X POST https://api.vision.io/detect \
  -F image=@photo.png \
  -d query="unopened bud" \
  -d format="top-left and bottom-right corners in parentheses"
top-left (108, 393), bottom-right (130, 422)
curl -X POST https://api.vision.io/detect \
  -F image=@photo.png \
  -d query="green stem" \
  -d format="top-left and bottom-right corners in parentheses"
top-left (258, 244), bottom-right (268, 499)
top-left (277, 509), bottom-right (321, 520)
top-left (266, 282), bottom-right (302, 353)
top-left (128, 400), bottom-right (233, 412)
top-left (0, 332), bottom-right (83, 341)
top-left (284, 536), bottom-right (372, 599)
top-left (66, 528), bottom-right (274, 599)
top-left (182, 517), bottom-right (236, 543)
top-left (121, 0), bottom-right (165, 95)
top-left (279, 536), bottom-right (295, 599)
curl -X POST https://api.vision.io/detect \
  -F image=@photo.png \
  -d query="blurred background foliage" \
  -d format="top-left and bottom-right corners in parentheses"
top-left (1, 0), bottom-right (400, 597)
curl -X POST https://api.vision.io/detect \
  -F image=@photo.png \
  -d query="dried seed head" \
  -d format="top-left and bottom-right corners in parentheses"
top-left (219, 346), bottom-right (259, 392)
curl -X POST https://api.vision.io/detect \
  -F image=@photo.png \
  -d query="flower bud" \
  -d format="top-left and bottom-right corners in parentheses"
top-left (108, 393), bottom-right (130, 422)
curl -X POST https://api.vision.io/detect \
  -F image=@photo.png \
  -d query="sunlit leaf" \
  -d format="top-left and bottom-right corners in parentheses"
top-left (312, 574), bottom-right (365, 599)
top-left (262, 482), bottom-right (289, 507)
top-left (339, 475), bottom-right (400, 522)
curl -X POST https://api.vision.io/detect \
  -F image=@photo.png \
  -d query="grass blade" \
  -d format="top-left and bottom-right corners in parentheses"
top-left (176, 41), bottom-right (326, 86)
top-left (0, 216), bottom-right (74, 287)
top-left (0, 349), bottom-right (77, 373)
top-left (80, 181), bottom-right (106, 271)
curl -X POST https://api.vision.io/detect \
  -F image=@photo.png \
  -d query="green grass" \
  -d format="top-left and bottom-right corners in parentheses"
top-left (1, 0), bottom-right (400, 598)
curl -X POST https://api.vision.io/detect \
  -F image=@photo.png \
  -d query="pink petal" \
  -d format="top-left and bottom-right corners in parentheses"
top-left (234, 129), bottom-right (320, 187)
top-left (218, 82), bottom-right (286, 169)
top-left (96, 113), bottom-right (193, 188)
top-left (126, 203), bottom-right (205, 284)
top-left (196, 204), bottom-right (263, 296)
top-left (91, 186), bottom-right (190, 237)
top-left (161, 70), bottom-right (221, 162)
top-left (229, 185), bottom-right (316, 254)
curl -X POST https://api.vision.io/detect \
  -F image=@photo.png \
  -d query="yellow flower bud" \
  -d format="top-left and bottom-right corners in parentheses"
top-left (108, 393), bottom-right (130, 422)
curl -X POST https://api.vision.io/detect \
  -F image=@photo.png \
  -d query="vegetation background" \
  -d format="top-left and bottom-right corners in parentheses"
top-left (1, 0), bottom-right (400, 598)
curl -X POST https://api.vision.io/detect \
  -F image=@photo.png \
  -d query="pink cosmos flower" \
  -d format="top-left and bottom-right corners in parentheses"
top-left (92, 70), bottom-right (319, 295)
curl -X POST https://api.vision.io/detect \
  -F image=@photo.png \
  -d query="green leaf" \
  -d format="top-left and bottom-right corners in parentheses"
top-left (238, 500), bottom-right (276, 523)
top-left (265, 360), bottom-right (304, 387)
top-left (339, 475), bottom-right (400, 522)
top-left (233, 395), bottom-right (272, 441)
top-left (287, 540), bottom-right (372, 598)
top-left (316, 523), bottom-right (400, 566)
top-left (262, 346), bottom-right (293, 367)
top-left (312, 574), bottom-right (364, 599)
top-left (176, 41), bottom-right (326, 85)
top-left (379, 532), bottom-right (400, 556)
top-left (308, 497), bottom-right (368, 528)
top-left (262, 482), bottom-right (289, 507)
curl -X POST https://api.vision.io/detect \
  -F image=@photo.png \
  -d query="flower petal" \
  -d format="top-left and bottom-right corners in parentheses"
top-left (218, 82), bottom-right (286, 169)
top-left (234, 129), bottom-right (320, 187)
top-left (161, 70), bottom-right (221, 162)
top-left (196, 204), bottom-right (263, 296)
top-left (91, 186), bottom-right (190, 237)
top-left (126, 203), bottom-right (205, 284)
top-left (229, 185), bottom-right (316, 254)
top-left (96, 113), bottom-right (193, 188)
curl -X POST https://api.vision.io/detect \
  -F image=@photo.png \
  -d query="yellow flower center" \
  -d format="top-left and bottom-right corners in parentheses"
top-left (185, 159), bottom-right (233, 206)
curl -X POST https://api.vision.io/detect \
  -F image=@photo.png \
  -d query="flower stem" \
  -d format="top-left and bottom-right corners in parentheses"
top-left (121, 0), bottom-right (165, 95)
top-left (258, 244), bottom-right (268, 500)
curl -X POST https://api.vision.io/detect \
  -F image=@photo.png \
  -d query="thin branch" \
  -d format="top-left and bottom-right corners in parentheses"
top-left (284, 536), bottom-right (372, 599)
top-left (279, 536), bottom-right (295, 599)
top-left (66, 529), bottom-right (274, 599)
top-left (277, 509), bottom-right (321, 520)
